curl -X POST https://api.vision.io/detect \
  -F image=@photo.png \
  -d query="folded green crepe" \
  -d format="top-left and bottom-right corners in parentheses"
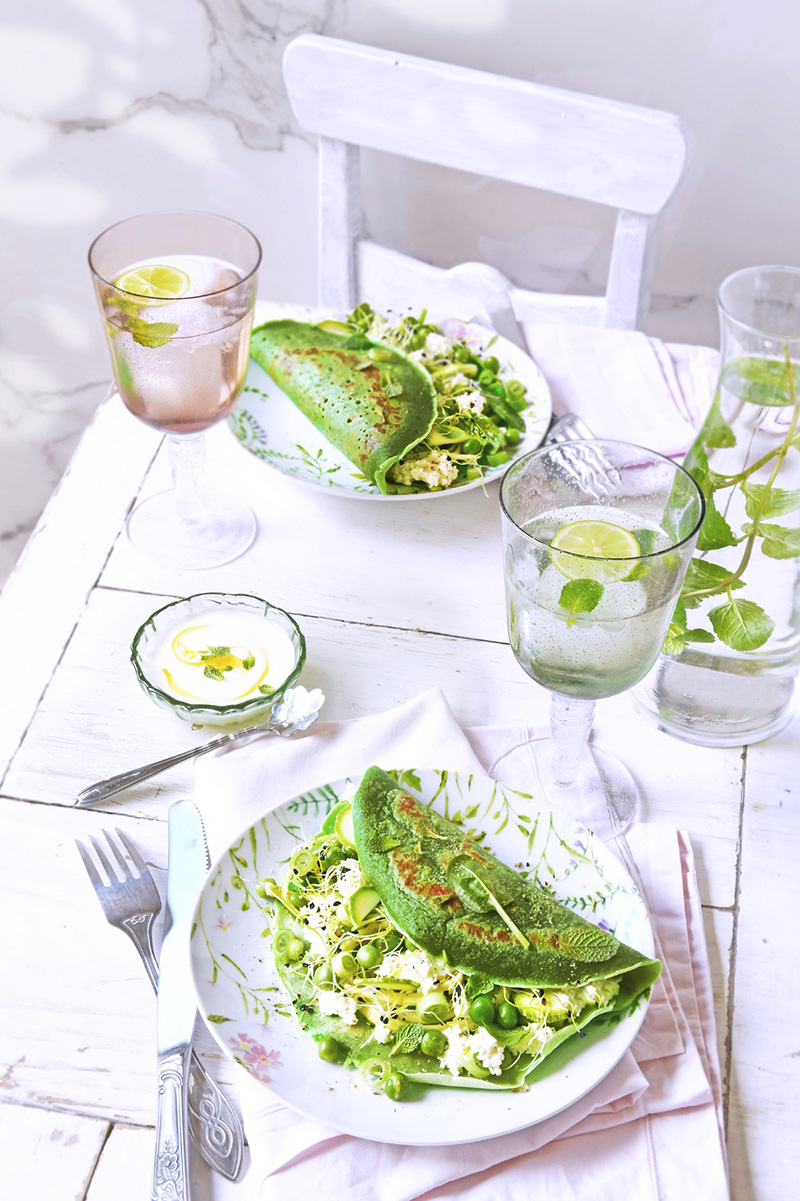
top-left (249, 320), bottom-right (437, 493)
top-left (270, 768), bottom-right (659, 1093)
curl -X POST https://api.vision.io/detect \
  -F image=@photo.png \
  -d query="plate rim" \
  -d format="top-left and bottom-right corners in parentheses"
top-left (190, 767), bottom-right (653, 1146)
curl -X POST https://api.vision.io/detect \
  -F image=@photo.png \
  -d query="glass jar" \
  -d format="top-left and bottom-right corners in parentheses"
top-left (633, 266), bottom-right (800, 746)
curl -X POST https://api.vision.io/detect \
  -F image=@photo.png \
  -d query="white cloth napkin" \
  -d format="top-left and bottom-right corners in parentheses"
top-left (520, 323), bottom-right (718, 458)
top-left (194, 689), bottom-right (729, 1201)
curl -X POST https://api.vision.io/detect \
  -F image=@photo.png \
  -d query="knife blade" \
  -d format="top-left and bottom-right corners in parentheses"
top-left (151, 801), bottom-right (209, 1201)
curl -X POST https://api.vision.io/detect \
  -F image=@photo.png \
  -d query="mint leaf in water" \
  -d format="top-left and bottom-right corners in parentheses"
top-left (129, 318), bottom-right (179, 349)
top-left (559, 578), bottom-right (604, 615)
top-left (742, 484), bottom-right (800, 521)
top-left (708, 598), bottom-right (774, 652)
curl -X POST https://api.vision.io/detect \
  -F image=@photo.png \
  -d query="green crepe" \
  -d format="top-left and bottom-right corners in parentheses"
top-left (249, 320), bottom-right (437, 493)
top-left (271, 768), bottom-right (660, 1093)
top-left (353, 767), bottom-right (661, 994)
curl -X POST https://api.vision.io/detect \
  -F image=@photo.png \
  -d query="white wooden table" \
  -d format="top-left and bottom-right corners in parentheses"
top-left (0, 389), bottom-right (796, 1201)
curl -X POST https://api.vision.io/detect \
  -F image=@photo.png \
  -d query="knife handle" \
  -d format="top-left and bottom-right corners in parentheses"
top-left (151, 1046), bottom-right (192, 1201)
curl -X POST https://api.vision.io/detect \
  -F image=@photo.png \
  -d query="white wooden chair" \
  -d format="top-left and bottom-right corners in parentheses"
top-left (282, 34), bottom-right (688, 335)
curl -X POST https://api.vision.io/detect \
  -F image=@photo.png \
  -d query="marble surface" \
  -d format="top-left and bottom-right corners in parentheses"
top-left (3, 0), bottom-right (800, 586)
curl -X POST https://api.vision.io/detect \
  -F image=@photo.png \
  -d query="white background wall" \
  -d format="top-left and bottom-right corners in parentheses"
top-left (1, 0), bottom-right (798, 584)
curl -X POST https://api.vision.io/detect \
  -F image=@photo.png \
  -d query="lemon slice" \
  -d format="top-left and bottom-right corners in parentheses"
top-left (115, 263), bottom-right (191, 300)
top-left (550, 519), bottom-right (641, 583)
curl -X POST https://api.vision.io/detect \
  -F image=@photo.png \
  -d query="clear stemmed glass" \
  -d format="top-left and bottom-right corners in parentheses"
top-left (499, 439), bottom-right (705, 832)
top-left (89, 211), bottom-right (262, 569)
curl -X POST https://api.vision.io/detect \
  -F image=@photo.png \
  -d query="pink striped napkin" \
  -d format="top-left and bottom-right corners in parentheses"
top-left (520, 323), bottom-right (718, 458)
top-left (195, 689), bottom-right (729, 1201)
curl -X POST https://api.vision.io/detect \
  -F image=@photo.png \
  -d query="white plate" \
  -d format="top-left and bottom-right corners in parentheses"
top-left (190, 768), bottom-right (654, 1147)
top-left (228, 303), bottom-right (552, 500)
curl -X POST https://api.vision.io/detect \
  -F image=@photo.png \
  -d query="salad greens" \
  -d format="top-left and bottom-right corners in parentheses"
top-left (331, 303), bottom-right (530, 489)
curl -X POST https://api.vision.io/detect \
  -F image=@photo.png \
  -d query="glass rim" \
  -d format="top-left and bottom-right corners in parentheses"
top-left (88, 209), bottom-right (263, 300)
top-left (717, 264), bottom-right (800, 339)
top-left (498, 437), bottom-right (706, 560)
top-left (130, 591), bottom-right (305, 716)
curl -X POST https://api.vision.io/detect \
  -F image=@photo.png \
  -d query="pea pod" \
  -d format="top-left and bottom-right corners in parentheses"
top-left (485, 392), bottom-right (526, 431)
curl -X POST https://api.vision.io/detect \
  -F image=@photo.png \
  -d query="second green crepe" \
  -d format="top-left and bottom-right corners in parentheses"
top-left (249, 320), bottom-right (437, 493)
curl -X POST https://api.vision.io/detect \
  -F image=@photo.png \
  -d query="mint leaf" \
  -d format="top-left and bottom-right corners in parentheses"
top-left (721, 355), bottom-right (800, 407)
top-left (697, 492), bottom-right (737, 551)
top-left (698, 392), bottom-right (736, 449)
top-left (204, 665), bottom-right (224, 681)
top-left (390, 1024), bottom-right (425, 1057)
top-left (559, 578), bottom-right (604, 615)
top-left (743, 521), bottom-right (800, 559)
top-left (128, 318), bottom-right (178, 349)
top-left (258, 684), bottom-right (274, 695)
top-left (683, 557), bottom-right (744, 596)
top-left (202, 645), bottom-right (230, 658)
top-left (708, 598), bottom-right (774, 651)
top-left (241, 654), bottom-right (256, 670)
top-left (742, 484), bottom-right (800, 521)
top-left (465, 972), bottom-right (495, 1000)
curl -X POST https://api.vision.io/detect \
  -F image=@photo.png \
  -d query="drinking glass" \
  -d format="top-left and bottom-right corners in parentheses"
top-left (89, 211), bottom-right (262, 569)
top-left (499, 440), bottom-right (705, 830)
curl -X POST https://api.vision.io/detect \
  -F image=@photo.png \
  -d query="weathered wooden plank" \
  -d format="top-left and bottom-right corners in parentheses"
top-left (726, 720), bottom-right (800, 1200)
top-left (0, 395), bottom-right (158, 783)
top-left (85, 1122), bottom-right (249, 1200)
top-left (0, 1104), bottom-right (109, 1201)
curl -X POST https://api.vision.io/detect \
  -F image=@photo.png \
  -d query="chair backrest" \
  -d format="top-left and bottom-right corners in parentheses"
top-left (283, 34), bottom-right (688, 331)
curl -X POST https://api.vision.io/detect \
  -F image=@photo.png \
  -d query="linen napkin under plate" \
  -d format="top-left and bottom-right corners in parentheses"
top-left (520, 322), bottom-right (718, 459)
top-left (194, 689), bottom-right (729, 1201)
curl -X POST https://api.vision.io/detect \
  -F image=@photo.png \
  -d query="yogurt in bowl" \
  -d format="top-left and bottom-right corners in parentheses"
top-left (132, 593), bottom-right (306, 726)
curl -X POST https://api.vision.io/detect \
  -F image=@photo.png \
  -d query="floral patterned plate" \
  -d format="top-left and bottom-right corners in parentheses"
top-left (227, 302), bottom-right (552, 500)
top-left (190, 769), bottom-right (654, 1146)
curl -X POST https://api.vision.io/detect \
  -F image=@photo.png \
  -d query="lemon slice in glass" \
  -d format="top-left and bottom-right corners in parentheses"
top-left (115, 263), bottom-right (191, 300)
top-left (550, 519), bottom-right (641, 583)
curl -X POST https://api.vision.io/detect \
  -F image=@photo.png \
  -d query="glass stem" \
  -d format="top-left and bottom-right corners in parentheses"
top-left (549, 693), bottom-right (596, 787)
top-left (168, 434), bottom-right (207, 527)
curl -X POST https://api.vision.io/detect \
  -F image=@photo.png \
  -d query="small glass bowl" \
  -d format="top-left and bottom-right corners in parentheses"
top-left (131, 592), bottom-right (306, 726)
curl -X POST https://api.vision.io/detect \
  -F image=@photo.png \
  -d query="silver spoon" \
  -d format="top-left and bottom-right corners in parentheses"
top-left (75, 686), bottom-right (324, 808)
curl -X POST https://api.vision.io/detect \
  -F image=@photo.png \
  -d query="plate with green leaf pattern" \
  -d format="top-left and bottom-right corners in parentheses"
top-left (190, 768), bottom-right (654, 1145)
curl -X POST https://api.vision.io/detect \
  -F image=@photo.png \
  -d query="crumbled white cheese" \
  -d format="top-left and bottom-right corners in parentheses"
top-left (439, 1028), bottom-right (470, 1076)
top-left (317, 989), bottom-right (358, 1026)
top-left (333, 859), bottom-right (364, 900)
top-left (453, 388), bottom-right (485, 414)
top-left (376, 949), bottom-right (442, 994)
top-left (371, 1018), bottom-right (393, 1045)
top-left (424, 332), bottom-right (454, 359)
top-left (468, 1028), bottom-right (504, 1076)
top-left (298, 891), bottom-right (339, 932)
top-left (387, 448), bottom-right (458, 489)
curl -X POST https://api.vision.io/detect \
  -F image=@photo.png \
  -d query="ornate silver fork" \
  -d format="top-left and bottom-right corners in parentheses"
top-left (75, 827), bottom-right (244, 1182)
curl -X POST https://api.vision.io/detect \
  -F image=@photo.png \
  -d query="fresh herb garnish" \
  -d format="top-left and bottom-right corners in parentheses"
top-left (204, 665), bottom-right (225, 681)
top-left (559, 578), bottom-right (604, 617)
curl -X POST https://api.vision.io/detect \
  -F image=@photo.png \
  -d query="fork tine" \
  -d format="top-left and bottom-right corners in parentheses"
top-left (115, 828), bottom-right (150, 877)
top-left (89, 835), bottom-right (117, 883)
top-left (104, 829), bottom-right (135, 880)
top-left (76, 839), bottom-right (105, 891)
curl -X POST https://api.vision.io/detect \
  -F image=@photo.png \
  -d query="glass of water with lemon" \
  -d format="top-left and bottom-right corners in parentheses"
top-left (89, 212), bottom-right (261, 568)
top-left (499, 440), bottom-right (705, 829)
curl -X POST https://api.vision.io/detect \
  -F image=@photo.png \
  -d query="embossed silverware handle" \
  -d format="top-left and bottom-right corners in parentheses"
top-left (74, 720), bottom-right (282, 807)
top-left (152, 1047), bottom-right (191, 1201)
top-left (118, 908), bottom-right (244, 1180)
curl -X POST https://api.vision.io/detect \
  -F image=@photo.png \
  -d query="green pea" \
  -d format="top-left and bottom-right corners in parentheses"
top-left (313, 962), bottom-right (334, 988)
top-left (453, 344), bottom-right (472, 363)
top-left (420, 1029), bottom-right (447, 1058)
top-left (408, 333), bottom-right (426, 351)
top-left (483, 355), bottom-right (500, 374)
top-left (356, 944), bottom-right (382, 970)
top-left (504, 427), bottom-right (522, 445)
top-left (382, 930), bottom-right (403, 952)
top-left (496, 1001), bottom-right (519, 1029)
top-left (384, 1072), bottom-right (410, 1102)
top-left (461, 436), bottom-right (483, 455)
top-left (316, 1035), bottom-right (344, 1063)
top-left (469, 995), bottom-right (496, 1027)
top-left (286, 937), bottom-right (307, 962)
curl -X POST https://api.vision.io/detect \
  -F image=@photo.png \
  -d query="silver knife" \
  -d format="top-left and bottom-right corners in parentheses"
top-left (151, 801), bottom-right (209, 1201)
